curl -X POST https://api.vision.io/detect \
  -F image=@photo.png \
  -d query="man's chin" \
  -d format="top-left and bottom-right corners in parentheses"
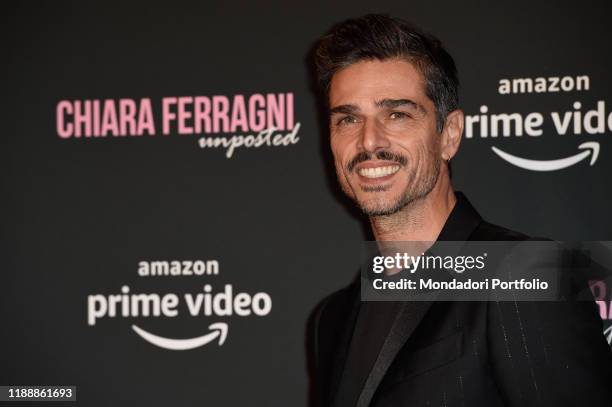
top-left (356, 198), bottom-right (406, 217)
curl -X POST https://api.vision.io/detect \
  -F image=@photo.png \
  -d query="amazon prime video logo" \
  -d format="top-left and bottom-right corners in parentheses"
top-left (464, 75), bottom-right (610, 172)
top-left (86, 259), bottom-right (272, 350)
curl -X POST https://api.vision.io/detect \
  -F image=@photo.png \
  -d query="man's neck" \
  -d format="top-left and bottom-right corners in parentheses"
top-left (369, 183), bottom-right (457, 242)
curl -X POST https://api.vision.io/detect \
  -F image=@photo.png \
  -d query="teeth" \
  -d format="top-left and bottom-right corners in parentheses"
top-left (358, 165), bottom-right (400, 179)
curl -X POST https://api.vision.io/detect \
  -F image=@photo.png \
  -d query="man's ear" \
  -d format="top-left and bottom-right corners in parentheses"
top-left (440, 109), bottom-right (464, 161)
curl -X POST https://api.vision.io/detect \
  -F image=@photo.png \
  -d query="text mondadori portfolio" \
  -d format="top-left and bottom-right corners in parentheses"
top-left (373, 278), bottom-right (549, 291)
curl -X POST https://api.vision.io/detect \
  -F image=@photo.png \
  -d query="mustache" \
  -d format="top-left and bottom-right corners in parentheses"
top-left (347, 150), bottom-right (408, 172)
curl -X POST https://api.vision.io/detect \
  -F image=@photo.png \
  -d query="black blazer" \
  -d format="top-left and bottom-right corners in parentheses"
top-left (312, 193), bottom-right (612, 407)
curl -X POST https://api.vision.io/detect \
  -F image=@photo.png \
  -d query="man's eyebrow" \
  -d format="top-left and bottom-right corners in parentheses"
top-left (375, 98), bottom-right (425, 113)
top-left (329, 104), bottom-right (359, 115)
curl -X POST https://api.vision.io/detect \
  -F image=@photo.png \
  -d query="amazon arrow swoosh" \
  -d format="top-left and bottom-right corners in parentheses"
top-left (491, 142), bottom-right (600, 171)
top-left (131, 322), bottom-right (228, 350)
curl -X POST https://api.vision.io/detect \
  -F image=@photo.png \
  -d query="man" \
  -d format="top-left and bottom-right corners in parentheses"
top-left (311, 14), bottom-right (612, 407)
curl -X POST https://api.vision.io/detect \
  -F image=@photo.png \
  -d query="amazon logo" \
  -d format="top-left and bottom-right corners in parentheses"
top-left (490, 142), bottom-right (599, 172)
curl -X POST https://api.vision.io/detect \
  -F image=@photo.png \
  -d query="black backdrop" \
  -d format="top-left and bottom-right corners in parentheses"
top-left (2, 1), bottom-right (612, 406)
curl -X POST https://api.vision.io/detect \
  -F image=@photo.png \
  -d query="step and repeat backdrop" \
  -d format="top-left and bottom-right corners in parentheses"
top-left (2, 1), bottom-right (611, 406)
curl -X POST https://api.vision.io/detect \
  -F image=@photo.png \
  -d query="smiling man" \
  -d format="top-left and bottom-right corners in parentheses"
top-left (328, 58), bottom-right (459, 235)
top-left (311, 14), bottom-right (612, 407)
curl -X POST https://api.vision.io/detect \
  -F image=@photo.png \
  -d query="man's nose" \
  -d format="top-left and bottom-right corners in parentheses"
top-left (357, 119), bottom-right (391, 153)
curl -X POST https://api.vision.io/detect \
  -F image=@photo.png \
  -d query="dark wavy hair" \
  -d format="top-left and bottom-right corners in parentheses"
top-left (314, 14), bottom-right (459, 132)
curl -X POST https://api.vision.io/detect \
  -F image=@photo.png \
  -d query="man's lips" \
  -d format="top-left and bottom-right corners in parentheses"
top-left (354, 161), bottom-right (402, 180)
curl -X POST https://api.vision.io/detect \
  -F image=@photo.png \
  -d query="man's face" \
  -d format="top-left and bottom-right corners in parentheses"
top-left (328, 58), bottom-right (442, 216)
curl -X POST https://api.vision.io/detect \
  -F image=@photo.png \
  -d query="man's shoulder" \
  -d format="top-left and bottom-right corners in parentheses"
top-left (470, 219), bottom-right (530, 241)
top-left (311, 281), bottom-right (359, 380)
top-left (443, 192), bottom-right (533, 242)
top-left (316, 281), bottom-right (358, 324)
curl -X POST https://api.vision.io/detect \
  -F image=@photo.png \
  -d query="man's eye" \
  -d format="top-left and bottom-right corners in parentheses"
top-left (389, 111), bottom-right (409, 120)
top-left (337, 116), bottom-right (358, 126)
